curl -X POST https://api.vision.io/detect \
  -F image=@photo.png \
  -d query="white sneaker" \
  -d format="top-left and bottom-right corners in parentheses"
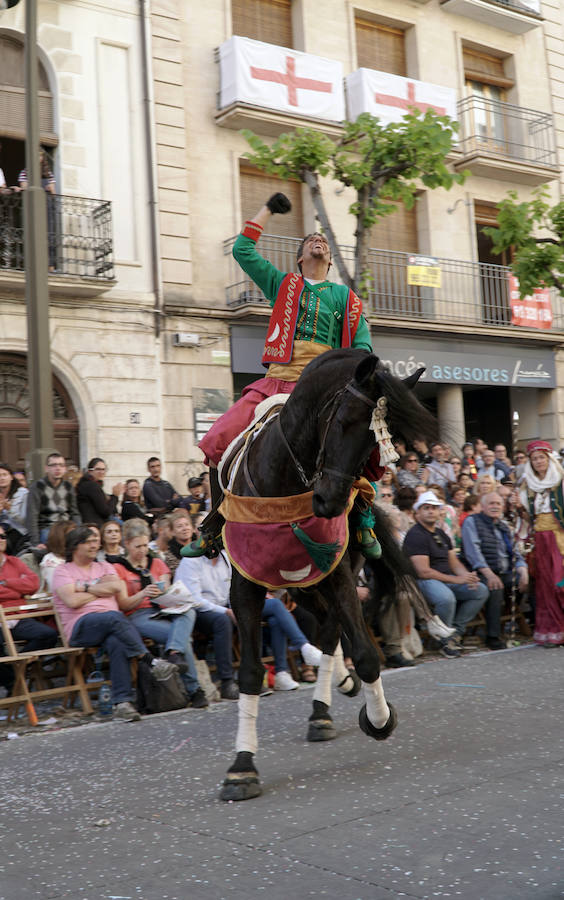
top-left (300, 642), bottom-right (322, 667)
top-left (427, 615), bottom-right (457, 641)
top-left (274, 671), bottom-right (299, 691)
top-left (114, 701), bottom-right (141, 722)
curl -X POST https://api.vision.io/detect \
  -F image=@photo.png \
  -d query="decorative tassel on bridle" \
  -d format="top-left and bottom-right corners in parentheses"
top-left (370, 397), bottom-right (399, 466)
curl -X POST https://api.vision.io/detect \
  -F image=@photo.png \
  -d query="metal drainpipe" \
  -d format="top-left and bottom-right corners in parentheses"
top-left (139, 0), bottom-right (166, 461)
top-left (139, 0), bottom-right (163, 338)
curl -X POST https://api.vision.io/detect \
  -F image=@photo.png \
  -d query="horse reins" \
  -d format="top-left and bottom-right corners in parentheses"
top-left (274, 379), bottom-right (380, 490)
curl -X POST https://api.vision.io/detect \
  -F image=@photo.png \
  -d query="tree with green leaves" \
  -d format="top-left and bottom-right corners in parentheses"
top-left (483, 187), bottom-right (564, 298)
top-left (242, 110), bottom-right (465, 296)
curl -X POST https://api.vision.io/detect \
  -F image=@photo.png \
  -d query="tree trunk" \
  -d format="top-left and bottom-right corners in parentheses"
top-left (354, 185), bottom-right (371, 296)
top-left (302, 167), bottom-right (355, 290)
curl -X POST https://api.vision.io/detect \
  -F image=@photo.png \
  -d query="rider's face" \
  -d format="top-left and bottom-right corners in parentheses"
top-left (298, 233), bottom-right (331, 273)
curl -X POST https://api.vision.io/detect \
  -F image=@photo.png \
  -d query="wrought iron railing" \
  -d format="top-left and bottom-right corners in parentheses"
top-left (457, 95), bottom-right (556, 168)
top-left (224, 234), bottom-right (564, 332)
top-left (0, 192), bottom-right (114, 280)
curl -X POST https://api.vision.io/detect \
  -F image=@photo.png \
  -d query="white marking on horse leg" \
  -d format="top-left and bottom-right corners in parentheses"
top-left (333, 641), bottom-right (355, 692)
top-left (235, 693), bottom-right (259, 755)
top-left (313, 654), bottom-right (335, 707)
top-left (363, 678), bottom-right (390, 729)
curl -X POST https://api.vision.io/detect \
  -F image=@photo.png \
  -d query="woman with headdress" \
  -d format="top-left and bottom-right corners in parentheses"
top-left (518, 440), bottom-right (564, 647)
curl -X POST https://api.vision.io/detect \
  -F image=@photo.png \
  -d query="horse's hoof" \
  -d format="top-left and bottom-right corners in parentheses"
top-left (307, 719), bottom-right (338, 742)
top-left (358, 702), bottom-right (397, 741)
top-left (337, 669), bottom-right (361, 697)
top-left (220, 773), bottom-right (262, 802)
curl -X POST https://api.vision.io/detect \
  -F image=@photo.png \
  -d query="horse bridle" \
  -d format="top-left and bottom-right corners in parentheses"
top-left (275, 379), bottom-right (380, 490)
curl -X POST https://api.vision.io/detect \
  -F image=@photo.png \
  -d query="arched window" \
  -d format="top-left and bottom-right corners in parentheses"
top-left (0, 34), bottom-right (57, 186)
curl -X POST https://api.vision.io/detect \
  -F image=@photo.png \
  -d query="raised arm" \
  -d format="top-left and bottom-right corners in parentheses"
top-left (232, 194), bottom-right (292, 303)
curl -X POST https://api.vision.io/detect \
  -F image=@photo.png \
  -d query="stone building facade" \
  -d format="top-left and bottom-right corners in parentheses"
top-left (1, 0), bottom-right (564, 486)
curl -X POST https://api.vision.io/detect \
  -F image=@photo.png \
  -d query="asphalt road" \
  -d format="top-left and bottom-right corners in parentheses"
top-left (1, 644), bottom-right (563, 900)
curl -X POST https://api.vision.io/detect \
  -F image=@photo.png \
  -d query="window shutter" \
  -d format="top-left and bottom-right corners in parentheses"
top-left (239, 163), bottom-right (303, 238)
top-left (463, 48), bottom-right (513, 88)
top-left (232, 0), bottom-right (293, 49)
top-left (474, 202), bottom-right (499, 226)
top-left (0, 36), bottom-right (56, 144)
top-left (369, 202), bottom-right (418, 252)
top-left (355, 17), bottom-right (406, 76)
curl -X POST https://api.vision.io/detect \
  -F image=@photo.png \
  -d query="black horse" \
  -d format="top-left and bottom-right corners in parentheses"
top-left (220, 349), bottom-right (436, 801)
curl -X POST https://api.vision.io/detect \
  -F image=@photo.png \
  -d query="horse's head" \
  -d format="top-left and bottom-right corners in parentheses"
top-left (311, 353), bottom-right (434, 519)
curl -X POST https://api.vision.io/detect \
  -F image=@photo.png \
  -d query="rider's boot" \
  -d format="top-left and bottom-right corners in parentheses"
top-left (353, 506), bottom-right (382, 561)
top-left (182, 468), bottom-right (225, 559)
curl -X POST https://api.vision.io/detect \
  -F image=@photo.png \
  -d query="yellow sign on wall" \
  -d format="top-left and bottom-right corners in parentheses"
top-left (407, 255), bottom-right (441, 288)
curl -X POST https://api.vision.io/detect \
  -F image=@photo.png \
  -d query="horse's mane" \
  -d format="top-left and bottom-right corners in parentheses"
top-left (289, 348), bottom-right (437, 446)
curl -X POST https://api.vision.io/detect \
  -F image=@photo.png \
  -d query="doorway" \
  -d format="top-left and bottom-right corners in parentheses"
top-left (475, 202), bottom-right (510, 326)
top-left (0, 355), bottom-right (80, 469)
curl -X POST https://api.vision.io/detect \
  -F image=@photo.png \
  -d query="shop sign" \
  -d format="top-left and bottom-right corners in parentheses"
top-left (373, 335), bottom-right (556, 388)
top-left (407, 255), bottom-right (441, 288)
top-left (230, 327), bottom-right (557, 388)
top-left (509, 274), bottom-right (552, 330)
top-left (192, 388), bottom-right (231, 443)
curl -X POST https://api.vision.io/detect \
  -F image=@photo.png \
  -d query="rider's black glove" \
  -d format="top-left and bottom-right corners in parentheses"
top-left (266, 193), bottom-right (292, 214)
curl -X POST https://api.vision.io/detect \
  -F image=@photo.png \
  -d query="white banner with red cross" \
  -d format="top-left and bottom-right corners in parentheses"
top-left (508, 274), bottom-right (553, 329)
top-left (346, 69), bottom-right (457, 126)
top-left (218, 36), bottom-right (345, 122)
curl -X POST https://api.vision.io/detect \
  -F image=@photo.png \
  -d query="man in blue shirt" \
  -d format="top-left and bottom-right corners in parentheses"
top-left (461, 492), bottom-right (528, 650)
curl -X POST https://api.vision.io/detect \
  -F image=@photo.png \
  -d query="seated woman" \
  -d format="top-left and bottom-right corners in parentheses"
top-left (0, 461), bottom-right (29, 556)
top-left (0, 525), bottom-right (54, 695)
top-left (262, 591), bottom-right (322, 690)
top-left (99, 520), bottom-right (124, 562)
top-left (121, 479), bottom-right (155, 527)
top-left (113, 518), bottom-right (207, 708)
top-left (40, 521), bottom-right (76, 593)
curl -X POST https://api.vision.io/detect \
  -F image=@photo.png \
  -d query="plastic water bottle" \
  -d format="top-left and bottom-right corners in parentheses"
top-left (87, 670), bottom-right (113, 718)
top-left (97, 683), bottom-right (113, 717)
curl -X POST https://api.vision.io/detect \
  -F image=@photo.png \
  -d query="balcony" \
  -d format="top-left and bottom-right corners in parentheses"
top-left (0, 192), bottom-right (115, 297)
top-left (441, 0), bottom-right (542, 33)
top-left (454, 95), bottom-right (559, 184)
top-left (224, 234), bottom-right (564, 335)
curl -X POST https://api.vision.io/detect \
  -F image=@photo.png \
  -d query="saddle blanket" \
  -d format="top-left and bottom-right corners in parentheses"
top-left (220, 490), bottom-right (352, 590)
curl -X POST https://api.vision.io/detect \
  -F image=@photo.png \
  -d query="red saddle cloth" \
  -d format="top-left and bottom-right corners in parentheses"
top-left (220, 490), bottom-right (352, 590)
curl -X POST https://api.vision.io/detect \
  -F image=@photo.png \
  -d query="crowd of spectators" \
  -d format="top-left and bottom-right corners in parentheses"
top-left (1, 438), bottom-right (562, 720)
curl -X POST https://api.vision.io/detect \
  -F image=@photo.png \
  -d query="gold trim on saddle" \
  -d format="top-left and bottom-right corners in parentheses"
top-left (220, 490), bottom-right (315, 524)
top-left (220, 484), bottom-right (362, 526)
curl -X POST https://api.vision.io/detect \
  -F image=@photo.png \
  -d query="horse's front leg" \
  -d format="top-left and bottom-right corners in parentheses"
top-left (220, 574), bottom-right (266, 802)
top-left (325, 566), bottom-right (398, 742)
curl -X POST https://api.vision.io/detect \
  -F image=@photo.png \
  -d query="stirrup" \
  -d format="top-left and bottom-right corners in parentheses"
top-left (181, 530), bottom-right (223, 559)
top-left (356, 528), bottom-right (382, 560)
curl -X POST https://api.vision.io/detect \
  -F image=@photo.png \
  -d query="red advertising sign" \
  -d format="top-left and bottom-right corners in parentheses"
top-left (508, 274), bottom-right (552, 329)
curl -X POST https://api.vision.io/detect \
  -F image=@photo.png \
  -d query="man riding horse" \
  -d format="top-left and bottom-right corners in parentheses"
top-left (184, 192), bottom-right (384, 559)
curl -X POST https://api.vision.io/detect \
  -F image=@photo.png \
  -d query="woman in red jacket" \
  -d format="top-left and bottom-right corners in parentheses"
top-left (0, 525), bottom-right (57, 692)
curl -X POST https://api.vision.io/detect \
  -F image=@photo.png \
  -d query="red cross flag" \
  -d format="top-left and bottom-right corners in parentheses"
top-left (219, 36), bottom-right (344, 122)
top-left (346, 69), bottom-right (456, 126)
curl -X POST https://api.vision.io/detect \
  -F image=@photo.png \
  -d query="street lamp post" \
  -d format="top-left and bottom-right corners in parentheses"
top-left (3, 0), bottom-right (55, 480)
top-left (25, 0), bottom-right (55, 478)
top-left (2, 0), bottom-right (55, 477)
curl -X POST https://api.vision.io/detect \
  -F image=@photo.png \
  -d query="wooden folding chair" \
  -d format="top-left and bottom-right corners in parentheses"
top-left (0, 597), bottom-right (93, 725)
